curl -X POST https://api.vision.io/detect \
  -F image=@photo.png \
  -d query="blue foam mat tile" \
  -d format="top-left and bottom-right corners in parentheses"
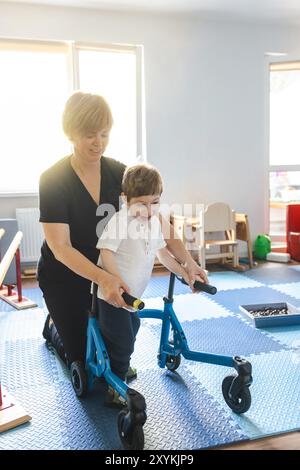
top-left (0, 299), bottom-right (15, 313)
top-left (290, 265), bottom-right (300, 273)
top-left (22, 287), bottom-right (44, 308)
top-left (212, 285), bottom-right (300, 313)
top-left (143, 275), bottom-right (190, 298)
top-left (1, 338), bottom-right (59, 391)
top-left (126, 368), bottom-right (247, 449)
top-left (0, 341), bottom-right (5, 367)
top-left (241, 264), bottom-right (300, 285)
top-left (44, 343), bottom-right (71, 384)
top-left (151, 315), bottom-right (290, 357)
top-left (24, 365), bottom-right (247, 450)
top-left (0, 383), bottom-right (66, 450)
top-left (141, 294), bottom-right (233, 326)
top-left (140, 297), bottom-right (165, 326)
top-left (263, 324), bottom-right (300, 349)
top-left (270, 282), bottom-right (300, 301)
top-left (185, 350), bottom-right (300, 439)
top-left (0, 307), bottom-right (46, 343)
top-left (55, 381), bottom-right (122, 450)
top-left (207, 271), bottom-right (263, 291)
top-left (2, 264), bottom-right (300, 450)
top-left (130, 323), bottom-right (161, 371)
top-left (27, 346), bottom-right (247, 450)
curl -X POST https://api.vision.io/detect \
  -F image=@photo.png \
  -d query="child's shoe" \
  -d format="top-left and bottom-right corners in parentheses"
top-left (125, 366), bottom-right (137, 383)
top-left (104, 385), bottom-right (127, 409)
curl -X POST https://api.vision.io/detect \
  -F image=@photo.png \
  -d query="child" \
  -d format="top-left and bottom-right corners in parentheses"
top-left (96, 163), bottom-right (192, 407)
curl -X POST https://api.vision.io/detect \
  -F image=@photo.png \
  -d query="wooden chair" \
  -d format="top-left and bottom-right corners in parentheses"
top-left (197, 202), bottom-right (239, 270)
top-left (235, 213), bottom-right (254, 268)
top-left (170, 213), bottom-right (199, 253)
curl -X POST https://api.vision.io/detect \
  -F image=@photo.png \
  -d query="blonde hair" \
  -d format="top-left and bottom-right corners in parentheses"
top-left (122, 164), bottom-right (163, 201)
top-left (62, 91), bottom-right (113, 139)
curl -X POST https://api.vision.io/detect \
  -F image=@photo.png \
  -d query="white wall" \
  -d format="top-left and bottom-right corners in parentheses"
top-left (1, 2), bottom-right (300, 240)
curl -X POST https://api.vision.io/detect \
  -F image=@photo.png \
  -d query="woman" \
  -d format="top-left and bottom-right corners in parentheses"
top-left (38, 91), bottom-right (207, 369)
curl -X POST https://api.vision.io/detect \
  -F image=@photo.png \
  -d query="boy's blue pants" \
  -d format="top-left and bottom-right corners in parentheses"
top-left (97, 299), bottom-right (140, 380)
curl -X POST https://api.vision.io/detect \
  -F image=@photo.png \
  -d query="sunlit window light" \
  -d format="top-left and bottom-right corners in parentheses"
top-left (270, 70), bottom-right (300, 166)
top-left (78, 49), bottom-right (137, 166)
top-left (0, 47), bottom-right (70, 193)
top-left (0, 42), bottom-right (139, 194)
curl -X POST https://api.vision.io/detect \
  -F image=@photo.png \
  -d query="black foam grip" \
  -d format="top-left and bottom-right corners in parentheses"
top-left (193, 280), bottom-right (217, 295)
top-left (122, 292), bottom-right (145, 310)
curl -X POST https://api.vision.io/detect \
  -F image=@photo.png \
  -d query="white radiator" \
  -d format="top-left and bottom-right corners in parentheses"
top-left (15, 208), bottom-right (44, 263)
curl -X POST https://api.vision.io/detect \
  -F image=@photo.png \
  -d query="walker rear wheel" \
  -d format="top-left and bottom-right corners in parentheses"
top-left (166, 354), bottom-right (181, 371)
top-left (222, 375), bottom-right (251, 414)
top-left (70, 361), bottom-right (88, 398)
top-left (118, 410), bottom-right (144, 450)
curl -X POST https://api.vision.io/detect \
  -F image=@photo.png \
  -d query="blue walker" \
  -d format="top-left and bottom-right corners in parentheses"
top-left (70, 273), bottom-right (253, 450)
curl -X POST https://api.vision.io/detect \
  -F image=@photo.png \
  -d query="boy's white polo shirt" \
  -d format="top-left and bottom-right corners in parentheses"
top-left (96, 205), bottom-right (166, 302)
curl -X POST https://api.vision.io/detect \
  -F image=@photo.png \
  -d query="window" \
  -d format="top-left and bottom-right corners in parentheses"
top-left (269, 62), bottom-right (300, 245)
top-left (78, 45), bottom-right (137, 166)
top-left (0, 40), bottom-right (142, 194)
top-left (0, 41), bottom-right (70, 194)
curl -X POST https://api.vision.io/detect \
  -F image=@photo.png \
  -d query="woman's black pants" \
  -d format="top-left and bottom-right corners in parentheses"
top-left (39, 281), bottom-right (140, 379)
top-left (39, 280), bottom-right (91, 366)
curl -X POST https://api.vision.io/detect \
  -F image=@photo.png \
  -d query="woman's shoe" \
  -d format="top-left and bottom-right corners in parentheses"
top-left (42, 314), bottom-right (52, 343)
top-left (42, 315), bottom-right (67, 365)
top-left (50, 323), bottom-right (67, 364)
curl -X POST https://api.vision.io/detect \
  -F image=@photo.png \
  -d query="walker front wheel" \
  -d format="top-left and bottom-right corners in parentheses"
top-left (70, 360), bottom-right (88, 398)
top-left (118, 410), bottom-right (144, 450)
top-left (222, 375), bottom-right (251, 414)
top-left (166, 354), bottom-right (181, 371)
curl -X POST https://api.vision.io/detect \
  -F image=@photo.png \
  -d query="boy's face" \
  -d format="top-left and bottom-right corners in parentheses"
top-left (127, 194), bottom-right (161, 220)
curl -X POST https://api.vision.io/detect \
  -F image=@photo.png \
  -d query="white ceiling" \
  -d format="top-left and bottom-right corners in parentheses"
top-left (4, 0), bottom-right (300, 23)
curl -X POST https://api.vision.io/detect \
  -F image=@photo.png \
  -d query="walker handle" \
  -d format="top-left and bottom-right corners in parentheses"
top-left (176, 275), bottom-right (217, 295)
top-left (193, 280), bottom-right (217, 295)
top-left (122, 292), bottom-right (145, 310)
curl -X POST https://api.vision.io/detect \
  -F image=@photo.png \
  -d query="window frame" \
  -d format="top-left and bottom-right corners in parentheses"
top-left (0, 38), bottom-right (144, 196)
top-left (266, 55), bottom-right (300, 241)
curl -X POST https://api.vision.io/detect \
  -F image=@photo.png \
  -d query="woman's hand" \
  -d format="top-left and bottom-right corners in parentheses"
top-left (98, 271), bottom-right (130, 308)
top-left (184, 258), bottom-right (208, 292)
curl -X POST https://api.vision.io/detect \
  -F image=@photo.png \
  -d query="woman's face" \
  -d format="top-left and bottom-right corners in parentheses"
top-left (72, 128), bottom-right (110, 163)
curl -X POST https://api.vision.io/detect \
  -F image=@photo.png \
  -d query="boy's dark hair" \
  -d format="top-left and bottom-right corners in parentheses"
top-left (122, 164), bottom-right (163, 202)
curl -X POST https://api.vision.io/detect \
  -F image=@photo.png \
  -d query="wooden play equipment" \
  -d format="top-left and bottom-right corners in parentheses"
top-left (171, 205), bottom-right (253, 271)
top-left (197, 203), bottom-right (239, 270)
top-left (0, 230), bottom-right (32, 432)
top-left (0, 229), bottom-right (37, 309)
top-left (235, 213), bottom-right (254, 268)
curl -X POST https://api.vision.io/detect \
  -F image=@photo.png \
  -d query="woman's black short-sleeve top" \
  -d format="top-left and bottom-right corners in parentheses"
top-left (38, 155), bottom-right (126, 284)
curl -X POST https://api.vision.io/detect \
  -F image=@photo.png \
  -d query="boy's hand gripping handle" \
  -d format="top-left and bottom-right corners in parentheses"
top-left (122, 292), bottom-right (145, 310)
top-left (176, 275), bottom-right (217, 295)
